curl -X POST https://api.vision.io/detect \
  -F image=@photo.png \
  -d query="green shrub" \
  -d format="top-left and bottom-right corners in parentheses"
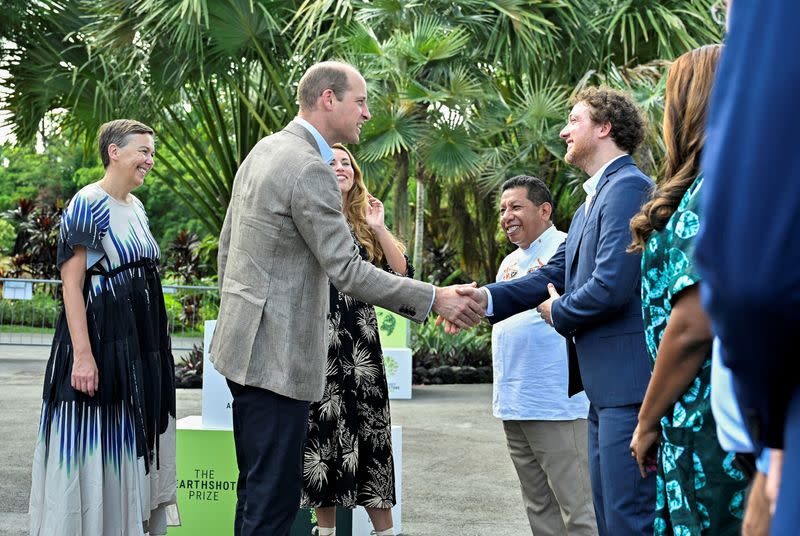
top-left (0, 219), bottom-right (15, 254)
top-left (0, 291), bottom-right (61, 328)
top-left (162, 291), bottom-right (186, 331)
top-left (411, 317), bottom-right (492, 368)
top-left (162, 287), bottom-right (219, 333)
top-left (175, 342), bottom-right (203, 388)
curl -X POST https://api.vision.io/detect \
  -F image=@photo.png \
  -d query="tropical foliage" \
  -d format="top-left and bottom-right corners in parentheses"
top-left (0, 0), bottom-right (723, 284)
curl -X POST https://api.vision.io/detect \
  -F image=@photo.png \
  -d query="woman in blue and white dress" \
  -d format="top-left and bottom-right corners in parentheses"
top-left (29, 119), bottom-right (179, 535)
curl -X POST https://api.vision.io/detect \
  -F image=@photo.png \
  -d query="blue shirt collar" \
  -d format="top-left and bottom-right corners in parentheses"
top-left (295, 117), bottom-right (334, 164)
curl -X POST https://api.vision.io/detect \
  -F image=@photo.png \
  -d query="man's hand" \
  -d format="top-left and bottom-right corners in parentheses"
top-left (432, 283), bottom-right (485, 333)
top-left (743, 471), bottom-right (771, 536)
top-left (766, 449), bottom-right (783, 515)
top-left (536, 283), bottom-right (560, 326)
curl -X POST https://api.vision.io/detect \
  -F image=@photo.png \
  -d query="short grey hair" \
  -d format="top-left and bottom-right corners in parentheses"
top-left (97, 119), bottom-right (154, 168)
top-left (297, 61), bottom-right (356, 111)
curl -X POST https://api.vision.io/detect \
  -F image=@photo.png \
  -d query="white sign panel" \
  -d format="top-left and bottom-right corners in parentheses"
top-left (2, 280), bottom-right (32, 300)
top-left (201, 320), bottom-right (234, 430)
top-left (384, 347), bottom-right (412, 400)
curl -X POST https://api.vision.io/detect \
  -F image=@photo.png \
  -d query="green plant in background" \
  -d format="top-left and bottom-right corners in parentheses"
top-left (162, 292), bottom-right (186, 330)
top-left (1, 198), bottom-right (63, 280)
top-left (174, 342), bottom-right (204, 388)
top-left (411, 315), bottom-right (492, 368)
top-left (0, 290), bottom-right (61, 329)
top-left (164, 229), bottom-right (203, 284)
top-left (194, 235), bottom-right (219, 278)
top-left (0, 219), bottom-right (16, 255)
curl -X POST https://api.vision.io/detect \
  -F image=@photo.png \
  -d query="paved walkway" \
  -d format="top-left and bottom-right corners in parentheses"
top-left (0, 347), bottom-right (530, 536)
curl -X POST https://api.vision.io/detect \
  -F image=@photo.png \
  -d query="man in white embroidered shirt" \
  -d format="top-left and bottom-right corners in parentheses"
top-left (493, 175), bottom-right (597, 535)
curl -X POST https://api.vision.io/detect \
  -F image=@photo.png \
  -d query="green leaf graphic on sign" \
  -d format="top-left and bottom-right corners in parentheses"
top-left (376, 307), bottom-right (408, 347)
top-left (379, 311), bottom-right (396, 336)
top-left (384, 355), bottom-right (399, 377)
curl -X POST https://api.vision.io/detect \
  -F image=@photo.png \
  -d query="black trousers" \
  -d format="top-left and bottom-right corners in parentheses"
top-left (227, 379), bottom-right (310, 536)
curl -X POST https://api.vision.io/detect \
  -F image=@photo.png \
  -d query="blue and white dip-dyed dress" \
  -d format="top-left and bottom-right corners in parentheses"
top-left (29, 183), bottom-right (179, 535)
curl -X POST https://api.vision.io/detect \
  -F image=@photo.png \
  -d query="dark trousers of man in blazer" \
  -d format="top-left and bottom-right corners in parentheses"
top-left (227, 380), bottom-right (310, 535)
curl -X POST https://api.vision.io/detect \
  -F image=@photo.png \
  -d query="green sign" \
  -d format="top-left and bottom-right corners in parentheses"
top-left (170, 427), bottom-right (237, 534)
top-left (376, 307), bottom-right (408, 348)
top-left (170, 426), bottom-right (351, 535)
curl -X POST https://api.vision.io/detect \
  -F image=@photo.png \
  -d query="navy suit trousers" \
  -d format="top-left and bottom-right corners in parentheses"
top-left (227, 380), bottom-right (310, 536)
top-left (588, 403), bottom-right (656, 535)
top-left (771, 386), bottom-right (800, 535)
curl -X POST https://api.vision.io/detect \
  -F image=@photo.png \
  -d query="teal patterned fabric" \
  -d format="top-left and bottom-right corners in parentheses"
top-left (641, 175), bottom-right (747, 535)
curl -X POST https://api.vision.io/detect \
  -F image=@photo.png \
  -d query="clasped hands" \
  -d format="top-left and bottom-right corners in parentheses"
top-left (433, 283), bottom-right (562, 334)
top-left (431, 283), bottom-right (486, 333)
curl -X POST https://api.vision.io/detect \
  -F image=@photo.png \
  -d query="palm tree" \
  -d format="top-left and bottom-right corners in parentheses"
top-left (593, 0), bottom-right (721, 66)
top-left (294, 0), bottom-right (586, 280)
top-left (1, 0), bottom-right (305, 234)
top-left (1, 0), bottom-right (722, 282)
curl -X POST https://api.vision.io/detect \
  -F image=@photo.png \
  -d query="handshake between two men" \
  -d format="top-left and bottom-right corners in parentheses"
top-left (432, 281), bottom-right (562, 334)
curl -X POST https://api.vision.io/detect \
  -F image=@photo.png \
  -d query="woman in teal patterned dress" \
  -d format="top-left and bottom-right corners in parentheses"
top-left (628, 45), bottom-right (748, 535)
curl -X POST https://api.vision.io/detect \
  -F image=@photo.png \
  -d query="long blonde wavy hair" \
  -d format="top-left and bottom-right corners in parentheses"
top-left (333, 143), bottom-right (405, 266)
top-left (629, 44), bottom-right (722, 252)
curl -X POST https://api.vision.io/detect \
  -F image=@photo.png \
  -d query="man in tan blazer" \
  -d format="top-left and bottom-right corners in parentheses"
top-left (210, 61), bottom-right (483, 536)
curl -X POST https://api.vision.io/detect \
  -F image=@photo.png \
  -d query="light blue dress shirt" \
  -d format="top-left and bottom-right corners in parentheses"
top-left (295, 117), bottom-right (334, 164)
top-left (711, 337), bottom-right (770, 473)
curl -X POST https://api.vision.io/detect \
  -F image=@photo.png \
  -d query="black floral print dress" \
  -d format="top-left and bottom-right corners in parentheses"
top-left (300, 237), bottom-right (409, 510)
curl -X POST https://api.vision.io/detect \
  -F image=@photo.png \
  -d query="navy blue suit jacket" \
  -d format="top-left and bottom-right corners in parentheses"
top-left (696, 2), bottom-right (800, 449)
top-left (487, 155), bottom-right (653, 408)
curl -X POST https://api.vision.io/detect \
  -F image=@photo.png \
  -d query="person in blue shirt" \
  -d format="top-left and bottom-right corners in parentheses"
top-left (695, 2), bottom-right (800, 533)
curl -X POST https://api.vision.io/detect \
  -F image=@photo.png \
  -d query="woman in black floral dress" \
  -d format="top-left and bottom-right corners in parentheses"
top-left (301, 144), bottom-right (408, 536)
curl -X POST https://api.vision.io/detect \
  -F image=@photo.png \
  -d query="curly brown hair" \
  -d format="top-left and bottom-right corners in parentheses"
top-left (574, 86), bottom-right (645, 155)
top-left (628, 45), bottom-right (722, 252)
top-left (332, 144), bottom-right (405, 266)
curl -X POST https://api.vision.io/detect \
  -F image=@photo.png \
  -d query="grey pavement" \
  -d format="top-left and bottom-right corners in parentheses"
top-left (0, 346), bottom-right (530, 536)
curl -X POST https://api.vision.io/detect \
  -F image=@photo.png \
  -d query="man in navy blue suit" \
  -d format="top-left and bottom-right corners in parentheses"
top-left (696, 2), bottom-right (800, 533)
top-left (451, 87), bottom-right (656, 535)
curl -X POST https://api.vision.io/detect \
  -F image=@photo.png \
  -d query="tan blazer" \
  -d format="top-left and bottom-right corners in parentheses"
top-left (210, 120), bottom-right (434, 401)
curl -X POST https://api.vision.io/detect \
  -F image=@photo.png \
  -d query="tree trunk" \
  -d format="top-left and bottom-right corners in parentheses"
top-left (412, 161), bottom-right (426, 280)
top-left (392, 150), bottom-right (410, 242)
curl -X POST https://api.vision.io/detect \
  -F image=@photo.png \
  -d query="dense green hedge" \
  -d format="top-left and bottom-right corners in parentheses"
top-left (0, 288), bottom-right (220, 333)
top-left (0, 292), bottom-right (61, 328)
top-left (411, 317), bottom-right (492, 369)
